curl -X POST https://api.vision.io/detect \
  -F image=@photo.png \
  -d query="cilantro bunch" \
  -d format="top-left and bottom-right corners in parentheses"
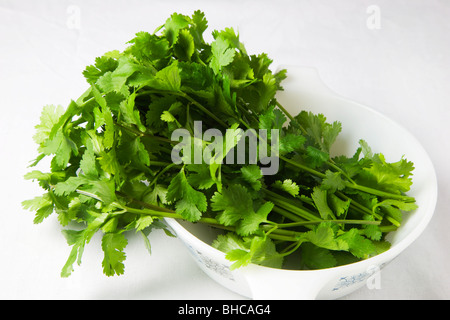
top-left (23, 11), bottom-right (417, 277)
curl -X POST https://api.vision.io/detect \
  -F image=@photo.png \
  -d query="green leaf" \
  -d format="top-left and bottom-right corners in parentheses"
top-left (212, 233), bottom-right (283, 270)
top-left (186, 165), bottom-right (215, 190)
top-left (358, 153), bottom-right (414, 194)
top-left (279, 133), bottom-right (306, 155)
top-left (305, 146), bottom-right (329, 168)
top-left (272, 179), bottom-right (299, 197)
top-left (80, 180), bottom-right (117, 205)
top-left (240, 165), bottom-right (263, 191)
top-left (126, 31), bottom-right (169, 65)
top-left (189, 10), bottom-right (208, 46)
top-left (311, 187), bottom-right (334, 220)
top-left (80, 148), bottom-right (98, 179)
top-left (160, 110), bottom-right (176, 123)
top-left (118, 91), bottom-right (146, 132)
top-left (33, 105), bottom-right (65, 146)
top-left (304, 223), bottom-right (348, 251)
top-left (174, 29), bottom-right (195, 61)
top-left (22, 193), bottom-right (54, 224)
top-left (338, 229), bottom-right (376, 259)
top-left (210, 36), bottom-right (235, 75)
top-left (164, 12), bottom-right (190, 46)
top-left (101, 233), bottom-right (128, 276)
top-left (142, 184), bottom-right (168, 205)
top-left (166, 168), bottom-right (207, 222)
top-left (211, 185), bottom-right (253, 227)
top-left (91, 85), bottom-right (115, 149)
top-left (321, 170), bottom-right (346, 193)
top-left (148, 62), bottom-right (181, 92)
top-left (60, 229), bottom-right (87, 277)
top-left (374, 199), bottom-right (418, 212)
top-left (301, 243), bottom-right (337, 269)
top-left (295, 111), bottom-right (342, 153)
top-left (42, 130), bottom-right (77, 170)
top-left (97, 56), bottom-right (139, 93)
top-left (83, 55), bottom-right (119, 84)
top-left (54, 176), bottom-right (89, 196)
top-left (328, 193), bottom-right (350, 218)
top-left (211, 185), bottom-right (271, 236)
top-left (238, 201), bottom-right (273, 236)
top-left (135, 215), bottom-right (154, 232)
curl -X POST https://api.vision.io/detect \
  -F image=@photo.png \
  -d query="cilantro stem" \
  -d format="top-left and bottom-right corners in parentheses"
top-left (114, 121), bottom-right (176, 144)
top-left (265, 193), bottom-right (320, 222)
top-left (137, 89), bottom-right (228, 128)
top-left (278, 241), bottom-right (302, 257)
top-left (275, 101), bottom-right (307, 135)
top-left (344, 183), bottom-right (415, 202)
top-left (281, 156), bottom-right (327, 178)
top-left (149, 162), bottom-right (178, 187)
top-left (273, 219), bottom-right (381, 228)
top-left (272, 206), bottom-right (311, 226)
top-left (178, 92), bottom-right (228, 128)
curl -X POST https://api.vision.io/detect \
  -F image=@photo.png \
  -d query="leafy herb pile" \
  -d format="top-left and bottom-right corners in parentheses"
top-left (23, 11), bottom-right (417, 277)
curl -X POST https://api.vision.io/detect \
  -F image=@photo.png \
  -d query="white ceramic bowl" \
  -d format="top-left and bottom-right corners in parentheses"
top-left (164, 66), bottom-right (438, 300)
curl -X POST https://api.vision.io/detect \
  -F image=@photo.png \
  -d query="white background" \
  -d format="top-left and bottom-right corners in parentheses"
top-left (1, 0), bottom-right (449, 299)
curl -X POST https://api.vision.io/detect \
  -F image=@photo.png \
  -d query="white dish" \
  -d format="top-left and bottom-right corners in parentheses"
top-left (164, 66), bottom-right (438, 300)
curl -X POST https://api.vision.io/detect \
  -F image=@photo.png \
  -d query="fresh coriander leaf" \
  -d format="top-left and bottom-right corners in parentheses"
top-left (101, 232), bottom-right (128, 276)
top-left (211, 185), bottom-right (272, 236)
top-left (186, 164), bottom-right (216, 190)
top-left (148, 62), bottom-right (181, 92)
top-left (301, 243), bottom-right (337, 269)
top-left (164, 12), bottom-right (190, 46)
top-left (213, 233), bottom-right (283, 270)
top-left (338, 229), bottom-right (376, 259)
top-left (311, 187), bottom-right (334, 220)
top-left (142, 184), bottom-right (169, 205)
top-left (240, 165), bottom-right (263, 191)
top-left (22, 193), bottom-right (54, 224)
top-left (321, 170), bottom-right (346, 193)
top-left (304, 223), bottom-right (348, 251)
top-left (174, 29), bottom-right (195, 61)
top-left (126, 31), bottom-right (170, 66)
top-left (80, 148), bottom-right (98, 179)
top-left (60, 229), bottom-right (87, 278)
top-left (328, 193), bottom-right (350, 218)
top-left (135, 215), bottom-right (154, 232)
top-left (189, 10), bottom-right (208, 47)
top-left (83, 55), bottom-right (119, 84)
top-left (211, 185), bottom-right (253, 227)
top-left (295, 111), bottom-right (341, 153)
top-left (210, 36), bottom-right (235, 75)
top-left (33, 105), bottom-right (65, 146)
top-left (53, 176), bottom-right (89, 196)
top-left (42, 130), bottom-right (77, 170)
top-left (305, 146), bottom-right (329, 168)
top-left (272, 179), bottom-right (299, 197)
top-left (166, 168), bottom-right (207, 222)
top-left (279, 132), bottom-right (306, 155)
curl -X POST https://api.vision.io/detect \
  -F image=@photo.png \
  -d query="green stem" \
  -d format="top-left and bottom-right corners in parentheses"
top-left (344, 183), bottom-right (415, 202)
top-left (137, 89), bottom-right (229, 128)
top-left (149, 162), bottom-right (178, 187)
top-left (281, 156), bottom-right (327, 178)
top-left (272, 206), bottom-right (310, 225)
top-left (266, 194), bottom-right (320, 222)
top-left (114, 121), bottom-right (176, 144)
top-left (274, 219), bottom-right (381, 228)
